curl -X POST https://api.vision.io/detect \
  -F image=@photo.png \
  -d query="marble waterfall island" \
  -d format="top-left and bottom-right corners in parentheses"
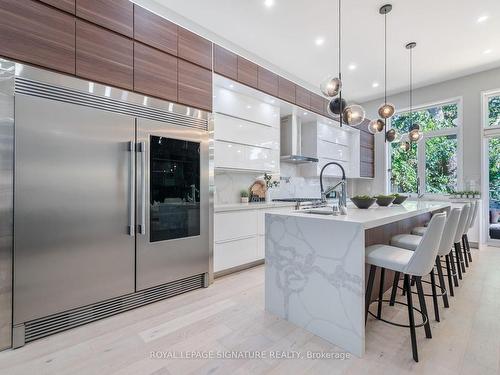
top-left (264, 201), bottom-right (450, 357)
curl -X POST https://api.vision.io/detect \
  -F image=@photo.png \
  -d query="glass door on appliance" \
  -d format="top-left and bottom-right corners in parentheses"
top-left (136, 118), bottom-right (209, 291)
top-left (149, 136), bottom-right (201, 242)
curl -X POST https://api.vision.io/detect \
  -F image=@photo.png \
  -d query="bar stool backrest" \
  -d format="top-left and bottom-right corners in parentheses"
top-left (438, 207), bottom-right (462, 256)
top-left (453, 204), bottom-right (470, 243)
top-left (468, 200), bottom-right (479, 231)
top-left (405, 212), bottom-right (446, 277)
top-left (464, 200), bottom-right (475, 234)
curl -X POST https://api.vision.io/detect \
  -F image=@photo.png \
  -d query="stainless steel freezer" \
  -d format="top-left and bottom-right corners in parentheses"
top-left (8, 61), bottom-right (212, 347)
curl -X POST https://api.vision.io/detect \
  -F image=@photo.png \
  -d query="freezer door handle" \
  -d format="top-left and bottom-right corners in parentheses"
top-left (128, 141), bottom-right (135, 236)
top-left (139, 141), bottom-right (147, 235)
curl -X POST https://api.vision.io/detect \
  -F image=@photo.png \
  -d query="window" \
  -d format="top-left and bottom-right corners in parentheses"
top-left (389, 100), bottom-right (461, 194)
top-left (487, 94), bottom-right (500, 128)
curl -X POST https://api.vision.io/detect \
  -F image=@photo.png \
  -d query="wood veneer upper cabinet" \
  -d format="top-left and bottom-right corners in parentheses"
top-left (258, 67), bottom-right (278, 97)
top-left (237, 57), bottom-right (258, 88)
top-left (295, 86), bottom-right (311, 110)
top-left (214, 45), bottom-right (237, 80)
top-left (134, 6), bottom-right (177, 56)
top-left (134, 42), bottom-right (177, 102)
top-left (278, 77), bottom-right (295, 103)
top-left (310, 94), bottom-right (324, 115)
top-left (39, 0), bottom-right (75, 14)
top-left (0, 0), bottom-right (75, 74)
top-left (178, 60), bottom-right (212, 111)
top-left (76, 20), bottom-right (133, 90)
top-left (178, 27), bottom-right (212, 70)
top-left (76, 0), bottom-right (133, 37)
top-left (360, 161), bottom-right (374, 178)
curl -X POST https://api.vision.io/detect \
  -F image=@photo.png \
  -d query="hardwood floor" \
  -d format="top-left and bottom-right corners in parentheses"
top-left (0, 246), bottom-right (499, 374)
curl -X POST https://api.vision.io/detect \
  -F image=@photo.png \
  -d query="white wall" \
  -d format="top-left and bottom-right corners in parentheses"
top-left (355, 66), bottom-right (500, 196)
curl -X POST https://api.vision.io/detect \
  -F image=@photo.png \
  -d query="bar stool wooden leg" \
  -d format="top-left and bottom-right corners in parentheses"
top-left (462, 236), bottom-right (469, 268)
top-left (430, 270), bottom-right (440, 321)
top-left (465, 234), bottom-right (472, 262)
top-left (377, 268), bottom-right (385, 319)
top-left (448, 251), bottom-right (459, 287)
top-left (454, 243), bottom-right (464, 278)
top-left (415, 276), bottom-right (432, 338)
top-left (404, 274), bottom-right (419, 362)
top-left (435, 256), bottom-right (450, 307)
top-left (389, 271), bottom-right (400, 306)
top-left (365, 265), bottom-right (376, 325)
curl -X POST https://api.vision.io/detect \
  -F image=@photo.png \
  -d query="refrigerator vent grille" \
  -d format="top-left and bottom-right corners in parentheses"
top-left (15, 78), bottom-right (208, 130)
top-left (23, 274), bottom-right (205, 344)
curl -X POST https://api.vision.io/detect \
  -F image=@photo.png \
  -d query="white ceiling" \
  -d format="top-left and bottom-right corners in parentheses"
top-left (149, 0), bottom-right (500, 103)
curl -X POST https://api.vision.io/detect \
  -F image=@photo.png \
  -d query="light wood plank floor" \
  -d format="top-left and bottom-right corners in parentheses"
top-left (1, 246), bottom-right (499, 375)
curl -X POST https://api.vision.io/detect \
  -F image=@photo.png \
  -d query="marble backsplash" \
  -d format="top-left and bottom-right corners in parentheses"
top-left (214, 163), bottom-right (355, 204)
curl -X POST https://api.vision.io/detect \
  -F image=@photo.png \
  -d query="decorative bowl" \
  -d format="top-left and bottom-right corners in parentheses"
top-left (392, 195), bottom-right (408, 204)
top-left (376, 195), bottom-right (396, 207)
top-left (351, 196), bottom-right (376, 209)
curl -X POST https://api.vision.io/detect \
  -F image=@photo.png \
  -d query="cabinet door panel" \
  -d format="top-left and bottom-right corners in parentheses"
top-left (214, 237), bottom-right (258, 272)
top-left (215, 211), bottom-right (258, 242)
top-left (295, 86), bottom-right (311, 110)
top-left (360, 161), bottom-right (374, 178)
top-left (134, 42), bottom-right (177, 102)
top-left (258, 67), bottom-right (278, 96)
top-left (76, 0), bottom-right (133, 37)
top-left (237, 57), bottom-right (258, 88)
top-left (310, 94), bottom-right (325, 114)
top-left (214, 45), bottom-right (237, 80)
top-left (178, 27), bottom-right (212, 69)
top-left (278, 77), bottom-right (295, 103)
top-left (0, 0), bottom-right (75, 74)
top-left (39, 0), bottom-right (75, 14)
top-left (360, 131), bottom-right (374, 148)
top-left (76, 20), bottom-right (133, 90)
top-left (178, 60), bottom-right (212, 111)
top-left (134, 5), bottom-right (177, 56)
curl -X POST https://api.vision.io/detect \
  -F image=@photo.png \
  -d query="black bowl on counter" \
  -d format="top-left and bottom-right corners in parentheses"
top-left (375, 195), bottom-right (396, 207)
top-left (392, 195), bottom-right (408, 204)
top-left (351, 196), bottom-right (376, 209)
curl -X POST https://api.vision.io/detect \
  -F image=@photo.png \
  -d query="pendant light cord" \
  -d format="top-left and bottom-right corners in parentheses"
top-left (338, 0), bottom-right (343, 127)
top-left (384, 11), bottom-right (387, 105)
top-left (409, 45), bottom-right (413, 129)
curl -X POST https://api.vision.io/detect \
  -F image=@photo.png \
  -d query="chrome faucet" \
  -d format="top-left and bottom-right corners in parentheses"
top-left (320, 162), bottom-right (347, 215)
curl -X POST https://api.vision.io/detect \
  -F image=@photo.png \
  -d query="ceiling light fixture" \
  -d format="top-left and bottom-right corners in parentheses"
top-left (322, 0), bottom-right (365, 126)
top-left (477, 15), bottom-right (489, 23)
top-left (348, 63), bottom-right (357, 70)
top-left (372, 82), bottom-right (379, 88)
top-left (483, 49), bottom-right (492, 54)
top-left (315, 37), bottom-right (325, 46)
top-left (406, 42), bottom-right (423, 144)
top-left (264, 0), bottom-right (274, 8)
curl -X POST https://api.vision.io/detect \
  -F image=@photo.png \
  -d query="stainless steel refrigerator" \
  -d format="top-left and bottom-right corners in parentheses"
top-left (6, 61), bottom-right (212, 347)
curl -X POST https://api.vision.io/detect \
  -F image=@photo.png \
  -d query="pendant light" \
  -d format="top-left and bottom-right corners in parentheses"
top-left (378, 4), bottom-right (395, 121)
top-left (406, 42), bottom-right (423, 143)
top-left (368, 119), bottom-right (385, 134)
top-left (323, 0), bottom-right (365, 127)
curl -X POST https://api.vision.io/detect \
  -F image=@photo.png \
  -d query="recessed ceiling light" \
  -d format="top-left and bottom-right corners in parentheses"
top-left (484, 49), bottom-right (493, 54)
top-left (303, 112), bottom-right (308, 115)
top-left (315, 37), bottom-right (325, 46)
top-left (372, 82), bottom-right (379, 88)
top-left (477, 15), bottom-right (489, 23)
top-left (348, 63), bottom-right (357, 70)
top-left (229, 84), bottom-right (234, 88)
top-left (246, 105), bottom-right (252, 109)
top-left (264, 0), bottom-right (274, 8)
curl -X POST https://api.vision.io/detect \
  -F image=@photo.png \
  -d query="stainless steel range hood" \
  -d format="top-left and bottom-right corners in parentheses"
top-left (280, 113), bottom-right (318, 164)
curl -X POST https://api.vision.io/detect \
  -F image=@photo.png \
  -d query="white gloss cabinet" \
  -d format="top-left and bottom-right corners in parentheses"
top-left (214, 206), bottom-right (293, 274)
top-left (300, 120), bottom-right (360, 178)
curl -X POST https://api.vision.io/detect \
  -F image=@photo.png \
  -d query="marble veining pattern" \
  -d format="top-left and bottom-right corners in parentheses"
top-left (265, 213), bottom-right (365, 356)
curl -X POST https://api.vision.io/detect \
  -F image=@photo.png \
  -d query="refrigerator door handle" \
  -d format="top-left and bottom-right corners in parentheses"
top-left (139, 141), bottom-right (147, 235)
top-left (128, 141), bottom-right (135, 236)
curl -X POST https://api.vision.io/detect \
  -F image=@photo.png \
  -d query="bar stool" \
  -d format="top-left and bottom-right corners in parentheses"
top-left (412, 204), bottom-right (470, 281)
top-left (390, 208), bottom-right (462, 322)
top-left (365, 213), bottom-right (446, 362)
top-left (462, 200), bottom-right (478, 264)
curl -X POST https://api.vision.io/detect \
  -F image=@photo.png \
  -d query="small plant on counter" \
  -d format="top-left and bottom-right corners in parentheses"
top-left (473, 191), bottom-right (481, 198)
top-left (240, 189), bottom-right (249, 203)
top-left (352, 195), bottom-right (373, 200)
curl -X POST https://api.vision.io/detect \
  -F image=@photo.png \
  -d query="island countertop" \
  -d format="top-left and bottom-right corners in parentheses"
top-left (264, 200), bottom-right (451, 358)
top-left (266, 200), bottom-right (451, 229)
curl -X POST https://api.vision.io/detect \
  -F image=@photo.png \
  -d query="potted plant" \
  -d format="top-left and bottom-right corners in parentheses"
top-left (473, 191), bottom-right (480, 199)
top-left (375, 194), bottom-right (396, 207)
top-left (240, 189), bottom-right (249, 203)
top-left (350, 195), bottom-right (376, 209)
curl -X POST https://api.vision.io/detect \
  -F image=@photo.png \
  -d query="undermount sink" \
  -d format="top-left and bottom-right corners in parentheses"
top-left (303, 209), bottom-right (336, 215)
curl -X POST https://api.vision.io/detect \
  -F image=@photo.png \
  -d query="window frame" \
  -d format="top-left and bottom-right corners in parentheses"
top-left (483, 89), bottom-right (500, 131)
top-left (386, 97), bottom-right (463, 196)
